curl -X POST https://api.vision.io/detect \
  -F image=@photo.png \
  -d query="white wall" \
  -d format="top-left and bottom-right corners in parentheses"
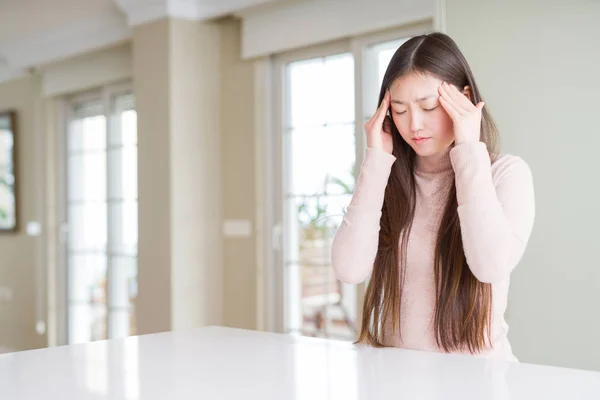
top-left (446, 0), bottom-right (600, 371)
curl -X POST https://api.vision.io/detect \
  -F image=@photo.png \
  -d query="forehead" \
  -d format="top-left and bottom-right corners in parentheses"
top-left (389, 72), bottom-right (442, 100)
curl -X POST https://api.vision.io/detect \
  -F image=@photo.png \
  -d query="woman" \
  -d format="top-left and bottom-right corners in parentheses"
top-left (331, 32), bottom-right (535, 361)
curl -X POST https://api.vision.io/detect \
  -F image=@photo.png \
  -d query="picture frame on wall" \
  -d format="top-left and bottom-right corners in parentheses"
top-left (0, 110), bottom-right (18, 233)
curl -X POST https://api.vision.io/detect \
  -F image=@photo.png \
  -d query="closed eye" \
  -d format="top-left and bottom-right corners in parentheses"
top-left (395, 106), bottom-right (438, 115)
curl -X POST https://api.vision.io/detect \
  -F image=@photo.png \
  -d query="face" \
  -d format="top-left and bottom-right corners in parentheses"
top-left (388, 72), bottom-right (455, 157)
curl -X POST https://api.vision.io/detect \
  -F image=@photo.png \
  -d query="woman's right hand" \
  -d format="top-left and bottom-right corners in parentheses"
top-left (364, 89), bottom-right (394, 154)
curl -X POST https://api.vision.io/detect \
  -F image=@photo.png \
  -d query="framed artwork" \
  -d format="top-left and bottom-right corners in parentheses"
top-left (0, 110), bottom-right (17, 233)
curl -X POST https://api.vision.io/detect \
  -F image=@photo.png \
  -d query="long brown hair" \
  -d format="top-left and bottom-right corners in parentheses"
top-left (357, 32), bottom-right (499, 353)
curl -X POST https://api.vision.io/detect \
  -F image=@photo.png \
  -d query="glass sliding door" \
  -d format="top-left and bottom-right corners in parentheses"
top-left (65, 87), bottom-right (138, 344)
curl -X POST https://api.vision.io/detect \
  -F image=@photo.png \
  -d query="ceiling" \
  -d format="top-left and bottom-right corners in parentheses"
top-left (0, 0), bottom-right (291, 81)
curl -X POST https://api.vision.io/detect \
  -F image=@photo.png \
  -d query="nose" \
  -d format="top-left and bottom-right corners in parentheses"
top-left (409, 110), bottom-right (424, 134)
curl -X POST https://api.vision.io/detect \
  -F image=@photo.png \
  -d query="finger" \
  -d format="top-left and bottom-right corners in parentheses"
top-left (445, 82), bottom-right (475, 112)
top-left (475, 102), bottom-right (485, 111)
top-left (439, 83), bottom-right (469, 115)
top-left (438, 82), bottom-right (468, 115)
top-left (376, 90), bottom-right (391, 123)
top-left (438, 93), bottom-right (460, 120)
top-left (367, 90), bottom-right (388, 127)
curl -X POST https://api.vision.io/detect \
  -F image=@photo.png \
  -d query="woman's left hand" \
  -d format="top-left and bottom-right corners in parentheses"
top-left (438, 81), bottom-right (485, 145)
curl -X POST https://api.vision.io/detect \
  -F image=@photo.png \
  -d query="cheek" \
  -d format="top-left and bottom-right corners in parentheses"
top-left (391, 116), bottom-right (412, 141)
top-left (431, 112), bottom-right (454, 138)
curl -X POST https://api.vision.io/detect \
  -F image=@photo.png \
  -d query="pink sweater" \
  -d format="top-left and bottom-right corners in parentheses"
top-left (331, 141), bottom-right (535, 361)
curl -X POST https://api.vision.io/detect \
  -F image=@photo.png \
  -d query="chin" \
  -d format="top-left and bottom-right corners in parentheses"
top-left (410, 146), bottom-right (438, 157)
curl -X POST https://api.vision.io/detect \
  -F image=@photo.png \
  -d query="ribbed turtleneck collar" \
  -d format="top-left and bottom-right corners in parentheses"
top-left (415, 147), bottom-right (453, 174)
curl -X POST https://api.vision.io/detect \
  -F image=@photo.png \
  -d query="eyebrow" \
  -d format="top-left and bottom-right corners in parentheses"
top-left (391, 95), bottom-right (437, 105)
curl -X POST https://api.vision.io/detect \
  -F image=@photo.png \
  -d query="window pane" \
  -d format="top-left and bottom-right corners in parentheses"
top-left (289, 58), bottom-right (327, 128)
top-left (119, 110), bottom-right (137, 147)
top-left (68, 203), bottom-right (107, 252)
top-left (69, 115), bottom-right (106, 152)
top-left (67, 92), bottom-right (138, 346)
top-left (110, 94), bottom-right (136, 146)
top-left (0, 165), bottom-right (15, 230)
top-left (109, 309), bottom-right (136, 339)
top-left (108, 256), bottom-right (137, 309)
top-left (289, 54), bottom-right (354, 128)
top-left (109, 201), bottom-right (138, 256)
top-left (0, 129), bottom-right (13, 165)
top-left (292, 194), bottom-right (351, 264)
top-left (69, 303), bottom-right (107, 344)
top-left (323, 54), bottom-right (354, 125)
top-left (378, 48), bottom-right (396, 85)
top-left (68, 254), bottom-right (107, 304)
top-left (375, 39), bottom-right (408, 88)
top-left (289, 124), bottom-right (355, 195)
top-left (108, 146), bottom-right (137, 201)
top-left (68, 152), bottom-right (107, 202)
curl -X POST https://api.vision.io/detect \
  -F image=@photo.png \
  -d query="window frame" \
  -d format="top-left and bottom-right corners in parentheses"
top-left (58, 80), bottom-right (137, 345)
top-left (262, 20), bottom-right (434, 336)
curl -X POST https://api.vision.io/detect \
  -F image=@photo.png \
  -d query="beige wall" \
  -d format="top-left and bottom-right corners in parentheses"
top-left (0, 75), bottom-right (47, 351)
top-left (133, 17), bottom-right (258, 333)
top-left (133, 17), bottom-right (224, 334)
top-left (132, 18), bottom-right (173, 334)
top-left (219, 18), bottom-right (258, 330)
top-left (446, 0), bottom-right (600, 371)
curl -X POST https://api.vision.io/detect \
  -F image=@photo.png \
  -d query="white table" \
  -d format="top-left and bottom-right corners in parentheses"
top-left (0, 326), bottom-right (599, 399)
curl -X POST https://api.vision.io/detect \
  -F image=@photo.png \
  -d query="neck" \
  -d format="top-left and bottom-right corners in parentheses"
top-left (415, 147), bottom-right (452, 174)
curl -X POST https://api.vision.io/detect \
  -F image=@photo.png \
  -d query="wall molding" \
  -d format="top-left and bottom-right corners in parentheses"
top-left (115, 0), bottom-right (279, 26)
top-left (240, 0), bottom-right (434, 59)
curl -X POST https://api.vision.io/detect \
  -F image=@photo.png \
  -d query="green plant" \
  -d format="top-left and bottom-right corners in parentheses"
top-left (297, 165), bottom-right (356, 242)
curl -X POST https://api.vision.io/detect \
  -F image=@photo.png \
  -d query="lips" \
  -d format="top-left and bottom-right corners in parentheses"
top-left (412, 137), bottom-right (431, 144)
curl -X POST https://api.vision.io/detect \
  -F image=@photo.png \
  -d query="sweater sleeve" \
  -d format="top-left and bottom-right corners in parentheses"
top-left (331, 148), bottom-right (396, 284)
top-left (449, 142), bottom-right (535, 284)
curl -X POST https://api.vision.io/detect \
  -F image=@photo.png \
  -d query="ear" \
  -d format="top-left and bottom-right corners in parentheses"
top-left (462, 85), bottom-right (473, 102)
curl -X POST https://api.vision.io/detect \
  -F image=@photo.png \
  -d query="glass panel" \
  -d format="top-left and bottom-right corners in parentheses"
top-left (68, 203), bottom-right (107, 252)
top-left (285, 193), bottom-right (354, 340)
top-left (108, 146), bottom-right (137, 201)
top-left (287, 261), bottom-right (355, 340)
top-left (110, 111), bottom-right (137, 147)
top-left (289, 58), bottom-right (327, 128)
top-left (289, 53), bottom-right (354, 128)
top-left (374, 38), bottom-right (407, 86)
top-left (0, 129), bottom-right (13, 165)
top-left (69, 114), bottom-right (106, 152)
top-left (323, 54), bottom-right (355, 125)
top-left (67, 92), bottom-right (138, 346)
top-left (68, 303), bottom-right (107, 344)
top-left (121, 110), bottom-right (137, 146)
top-left (285, 51), bottom-right (357, 342)
top-left (378, 48), bottom-right (396, 85)
top-left (109, 93), bottom-right (136, 146)
top-left (108, 256), bottom-right (137, 309)
top-left (295, 194), bottom-right (351, 263)
top-left (68, 152), bottom-right (107, 202)
top-left (109, 201), bottom-right (138, 256)
top-left (289, 124), bottom-right (355, 195)
top-left (109, 309), bottom-right (136, 339)
top-left (68, 254), bottom-right (107, 304)
top-left (0, 164), bottom-right (15, 230)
